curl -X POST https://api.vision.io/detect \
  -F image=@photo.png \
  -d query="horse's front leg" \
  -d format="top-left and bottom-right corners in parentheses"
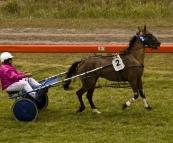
top-left (138, 78), bottom-right (152, 110)
top-left (122, 92), bottom-right (139, 110)
top-left (122, 80), bottom-right (139, 110)
top-left (139, 89), bottom-right (152, 110)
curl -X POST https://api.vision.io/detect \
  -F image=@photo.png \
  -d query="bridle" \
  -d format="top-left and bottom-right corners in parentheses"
top-left (136, 31), bottom-right (160, 50)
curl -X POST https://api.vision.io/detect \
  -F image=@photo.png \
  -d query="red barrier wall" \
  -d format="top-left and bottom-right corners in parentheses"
top-left (0, 45), bottom-right (172, 53)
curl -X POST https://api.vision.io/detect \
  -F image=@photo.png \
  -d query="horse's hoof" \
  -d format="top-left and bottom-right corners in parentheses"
top-left (146, 106), bottom-right (152, 110)
top-left (76, 107), bottom-right (85, 113)
top-left (92, 109), bottom-right (101, 114)
top-left (122, 104), bottom-right (127, 110)
top-left (64, 87), bottom-right (73, 91)
top-left (76, 109), bottom-right (81, 112)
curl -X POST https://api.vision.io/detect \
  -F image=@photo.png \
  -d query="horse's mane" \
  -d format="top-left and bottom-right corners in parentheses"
top-left (129, 35), bottom-right (137, 48)
top-left (119, 35), bottom-right (137, 54)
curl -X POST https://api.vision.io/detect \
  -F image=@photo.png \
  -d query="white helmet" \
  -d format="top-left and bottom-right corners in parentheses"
top-left (0, 52), bottom-right (13, 63)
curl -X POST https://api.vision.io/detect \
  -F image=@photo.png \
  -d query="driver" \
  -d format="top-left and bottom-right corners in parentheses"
top-left (0, 52), bottom-right (41, 99)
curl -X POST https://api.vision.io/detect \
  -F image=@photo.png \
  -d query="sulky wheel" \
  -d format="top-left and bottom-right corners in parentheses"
top-left (35, 93), bottom-right (48, 111)
top-left (24, 91), bottom-right (48, 111)
top-left (12, 98), bottom-right (38, 122)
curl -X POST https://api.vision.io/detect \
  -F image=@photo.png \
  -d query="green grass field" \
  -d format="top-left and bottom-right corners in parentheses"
top-left (0, 0), bottom-right (173, 142)
top-left (0, 53), bottom-right (173, 143)
top-left (0, 0), bottom-right (173, 29)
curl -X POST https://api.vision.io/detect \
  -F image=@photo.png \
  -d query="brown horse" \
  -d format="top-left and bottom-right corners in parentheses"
top-left (63, 25), bottom-right (161, 114)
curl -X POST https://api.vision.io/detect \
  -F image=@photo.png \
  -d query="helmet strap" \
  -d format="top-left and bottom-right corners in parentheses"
top-left (3, 59), bottom-right (11, 63)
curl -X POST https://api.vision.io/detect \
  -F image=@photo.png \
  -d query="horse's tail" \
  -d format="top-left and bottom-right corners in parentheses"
top-left (63, 61), bottom-right (80, 90)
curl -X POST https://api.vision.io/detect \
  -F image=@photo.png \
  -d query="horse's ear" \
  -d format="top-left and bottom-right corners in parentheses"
top-left (144, 25), bottom-right (146, 32)
top-left (138, 26), bottom-right (141, 31)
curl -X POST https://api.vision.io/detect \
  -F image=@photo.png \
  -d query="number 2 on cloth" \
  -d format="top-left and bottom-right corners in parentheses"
top-left (115, 59), bottom-right (121, 66)
top-left (112, 58), bottom-right (125, 71)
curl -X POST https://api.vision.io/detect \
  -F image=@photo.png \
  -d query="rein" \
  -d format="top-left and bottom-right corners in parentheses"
top-left (75, 34), bottom-right (150, 87)
top-left (79, 63), bottom-right (112, 80)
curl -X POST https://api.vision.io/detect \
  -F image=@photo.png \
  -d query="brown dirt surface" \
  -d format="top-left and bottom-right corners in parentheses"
top-left (0, 28), bottom-right (172, 45)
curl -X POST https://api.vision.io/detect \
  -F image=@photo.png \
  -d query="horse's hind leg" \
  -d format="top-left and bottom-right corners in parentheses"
top-left (138, 78), bottom-right (152, 110)
top-left (86, 88), bottom-right (101, 114)
top-left (76, 88), bottom-right (87, 112)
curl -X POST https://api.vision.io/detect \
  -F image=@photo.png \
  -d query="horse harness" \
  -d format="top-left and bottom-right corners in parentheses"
top-left (75, 34), bottom-right (147, 82)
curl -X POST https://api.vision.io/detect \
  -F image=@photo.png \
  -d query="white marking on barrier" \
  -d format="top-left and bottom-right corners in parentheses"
top-left (93, 109), bottom-right (101, 114)
top-left (98, 47), bottom-right (105, 51)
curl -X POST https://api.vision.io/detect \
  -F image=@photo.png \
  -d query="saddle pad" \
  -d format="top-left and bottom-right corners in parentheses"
top-left (112, 57), bottom-right (125, 71)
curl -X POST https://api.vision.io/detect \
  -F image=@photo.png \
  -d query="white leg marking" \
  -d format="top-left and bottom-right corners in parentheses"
top-left (93, 109), bottom-right (101, 114)
top-left (142, 98), bottom-right (149, 108)
top-left (126, 101), bottom-right (131, 106)
top-left (126, 98), bottom-right (135, 106)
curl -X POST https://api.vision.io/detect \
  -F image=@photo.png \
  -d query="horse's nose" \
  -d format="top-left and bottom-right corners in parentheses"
top-left (158, 42), bottom-right (161, 46)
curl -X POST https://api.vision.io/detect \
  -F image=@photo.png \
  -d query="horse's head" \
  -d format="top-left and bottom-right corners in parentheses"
top-left (136, 25), bottom-right (161, 50)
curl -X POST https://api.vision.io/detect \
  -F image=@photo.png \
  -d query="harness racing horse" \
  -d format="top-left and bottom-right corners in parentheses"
top-left (63, 25), bottom-right (161, 114)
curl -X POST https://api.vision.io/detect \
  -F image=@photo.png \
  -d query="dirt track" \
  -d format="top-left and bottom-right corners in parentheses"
top-left (0, 28), bottom-right (172, 45)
